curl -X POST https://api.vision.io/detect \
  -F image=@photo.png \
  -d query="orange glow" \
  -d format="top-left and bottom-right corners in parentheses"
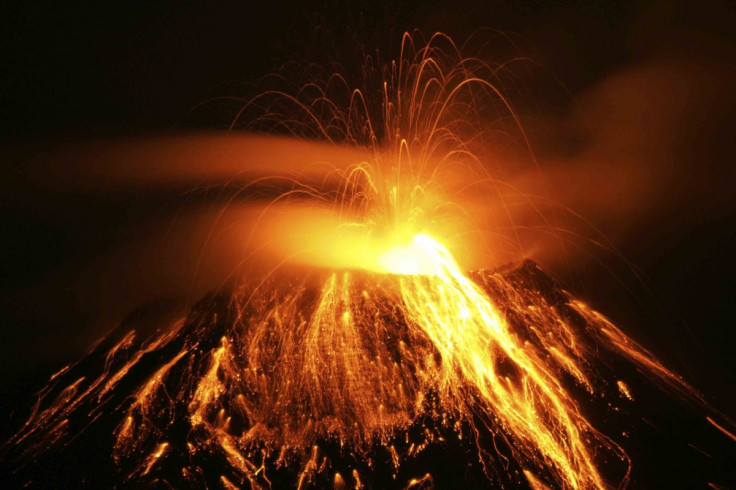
top-left (6, 30), bottom-right (728, 490)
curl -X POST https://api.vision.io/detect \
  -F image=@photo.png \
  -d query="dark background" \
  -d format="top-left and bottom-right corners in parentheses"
top-left (1, 0), bottom-right (735, 480)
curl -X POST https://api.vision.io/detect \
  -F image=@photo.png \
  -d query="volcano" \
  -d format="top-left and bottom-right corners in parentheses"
top-left (2, 259), bottom-right (733, 489)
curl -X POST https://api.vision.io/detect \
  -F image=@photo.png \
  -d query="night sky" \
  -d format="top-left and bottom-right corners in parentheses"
top-left (1, 0), bottom-right (735, 462)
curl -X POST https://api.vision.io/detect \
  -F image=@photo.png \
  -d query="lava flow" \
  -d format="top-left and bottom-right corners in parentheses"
top-left (2, 32), bottom-right (734, 489)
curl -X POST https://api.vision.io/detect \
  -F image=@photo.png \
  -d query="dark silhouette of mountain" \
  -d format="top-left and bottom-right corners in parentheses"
top-left (1, 261), bottom-right (733, 488)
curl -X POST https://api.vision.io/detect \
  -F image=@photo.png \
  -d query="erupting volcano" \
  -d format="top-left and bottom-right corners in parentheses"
top-left (2, 32), bottom-right (734, 489)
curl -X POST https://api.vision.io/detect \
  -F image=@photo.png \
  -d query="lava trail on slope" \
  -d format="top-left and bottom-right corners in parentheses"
top-left (2, 259), bottom-right (733, 489)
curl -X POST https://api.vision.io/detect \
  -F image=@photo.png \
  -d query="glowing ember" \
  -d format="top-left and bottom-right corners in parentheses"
top-left (3, 31), bottom-right (733, 489)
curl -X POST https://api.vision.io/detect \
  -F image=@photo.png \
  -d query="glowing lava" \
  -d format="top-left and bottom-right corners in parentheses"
top-left (378, 234), bottom-right (442, 275)
top-left (4, 31), bottom-right (732, 490)
top-left (7, 230), bottom-right (702, 488)
top-left (395, 233), bottom-right (603, 487)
